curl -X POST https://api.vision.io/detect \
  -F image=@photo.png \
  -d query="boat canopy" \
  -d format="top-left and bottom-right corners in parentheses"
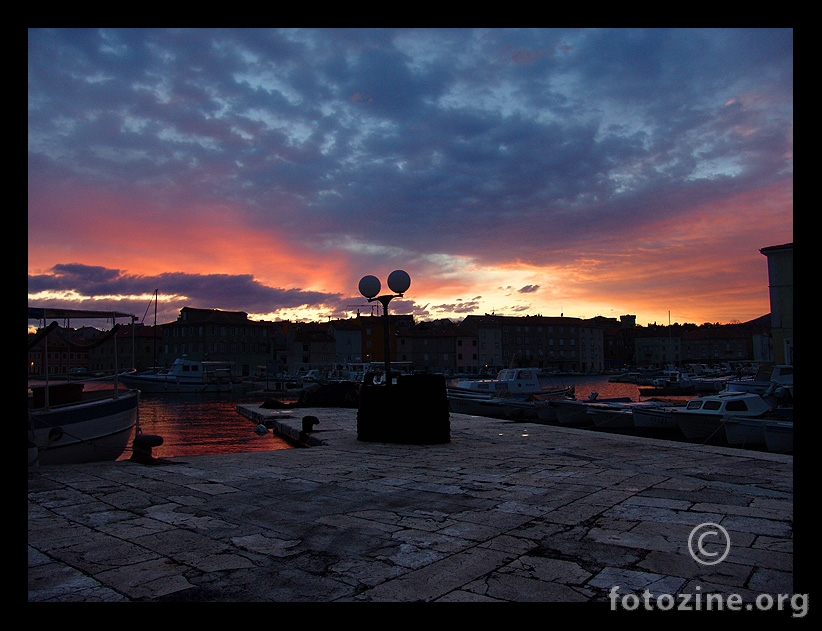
top-left (28, 307), bottom-right (137, 321)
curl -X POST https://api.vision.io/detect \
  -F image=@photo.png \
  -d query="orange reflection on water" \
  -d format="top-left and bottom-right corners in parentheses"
top-left (118, 393), bottom-right (293, 460)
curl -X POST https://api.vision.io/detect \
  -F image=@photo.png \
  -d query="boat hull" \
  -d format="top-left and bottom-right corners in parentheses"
top-left (722, 417), bottom-right (767, 446)
top-left (119, 374), bottom-right (232, 394)
top-left (763, 421), bottom-right (793, 453)
top-left (534, 401), bottom-right (560, 423)
top-left (29, 389), bottom-right (139, 465)
top-left (671, 412), bottom-right (726, 441)
top-left (587, 407), bottom-right (634, 429)
top-left (632, 407), bottom-right (678, 429)
top-left (551, 400), bottom-right (595, 426)
top-left (447, 394), bottom-right (494, 416)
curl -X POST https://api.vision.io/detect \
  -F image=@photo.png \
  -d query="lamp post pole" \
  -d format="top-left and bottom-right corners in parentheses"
top-left (359, 270), bottom-right (411, 387)
top-left (377, 295), bottom-right (393, 385)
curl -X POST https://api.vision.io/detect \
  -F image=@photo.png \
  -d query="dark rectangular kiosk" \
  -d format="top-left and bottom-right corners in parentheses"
top-left (357, 373), bottom-right (450, 444)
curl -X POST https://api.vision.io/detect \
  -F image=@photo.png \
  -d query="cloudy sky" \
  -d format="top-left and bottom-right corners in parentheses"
top-left (28, 28), bottom-right (793, 330)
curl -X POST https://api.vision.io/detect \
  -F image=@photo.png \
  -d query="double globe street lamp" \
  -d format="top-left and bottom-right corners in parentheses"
top-left (358, 270), bottom-right (411, 387)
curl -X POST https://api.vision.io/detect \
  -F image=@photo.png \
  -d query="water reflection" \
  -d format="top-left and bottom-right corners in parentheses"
top-left (118, 376), bottom-right (696, 461)
top-left (119, 391), bottom-right (293, 460)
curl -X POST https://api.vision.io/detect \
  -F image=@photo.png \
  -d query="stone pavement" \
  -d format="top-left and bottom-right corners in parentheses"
top-left (28, 405), bottom-right (799, 605)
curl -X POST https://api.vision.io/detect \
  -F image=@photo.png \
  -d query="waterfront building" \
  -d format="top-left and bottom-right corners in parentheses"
top-left (760, 243), bottom-right (793, 365)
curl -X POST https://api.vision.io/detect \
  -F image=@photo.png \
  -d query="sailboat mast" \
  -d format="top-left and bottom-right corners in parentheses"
top-left (153, 289), bottom-right (158, 374)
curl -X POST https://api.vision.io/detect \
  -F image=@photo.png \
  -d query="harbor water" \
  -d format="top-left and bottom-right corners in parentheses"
top-left (117, 375), bottom-right (695, 461)
top-left (539, 373), bottom-right (645, 401)
top-left (118, 391), bottom-right (294, 461)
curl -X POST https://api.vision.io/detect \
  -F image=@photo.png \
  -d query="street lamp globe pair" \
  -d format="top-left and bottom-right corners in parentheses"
top-left (358, 270), bottom-right (411, 302)
top-left (358, 270), bottom-right (411, 385)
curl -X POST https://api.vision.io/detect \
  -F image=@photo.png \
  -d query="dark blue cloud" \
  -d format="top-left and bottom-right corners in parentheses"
top-left (28, 28), bottom-right (793, 323)
top-left (28, 264), bottom-right (344, 323)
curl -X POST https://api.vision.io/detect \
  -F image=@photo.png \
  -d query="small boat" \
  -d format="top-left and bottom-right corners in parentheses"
top-left (528, 391), bottom-right (575, 424)
top-left (27, 307), bottom-right (141, 466)
top-left (725, 364), bottom-right (793, 397)
top-left (692, 376), bottom-right (730, 393)
top-left (586, 404), bottom-right (635, 429)
top-left (447, 386), bottom-right (572, 420)
top-left (550, 392), bottom-right (633, 426)
top-left (119, 356), bottom-right (235, 393)
top-left (670, 391), bottom-right (778, 442)
top-left (587, 400), bottom-right (676, 429)
top-left (638, 369), bottom-right (696, 396)
top-left (447, 367), bottom-right (571, 418)
top-left (763, 421), bottom-right (793, 454)
top-left (449, 368), bottom-right (559, 397)
top-left (28, 381), bottom-right (140, 466)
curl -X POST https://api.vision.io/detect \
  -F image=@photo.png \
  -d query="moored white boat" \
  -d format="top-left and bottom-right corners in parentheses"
top-left (670, 391), bottom-right (779, 442)
top-left (638, 369), bottom-right (696, 397)
top-left (725, 364), bottom-right (793, 398)
top-left (449, 368), bottom-right (563, 397)
top-left (119, 357), bottom-right (235, 393)
top-left (447, 386), bottom-right (572, 420)
top-left (447, 370), bottom-right (572, 419)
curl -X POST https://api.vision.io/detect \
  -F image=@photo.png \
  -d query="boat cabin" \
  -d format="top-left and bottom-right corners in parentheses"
top-left (453, 368), bottom-right (542, 394)
top-left (682, 391), bottom-right (773, 417)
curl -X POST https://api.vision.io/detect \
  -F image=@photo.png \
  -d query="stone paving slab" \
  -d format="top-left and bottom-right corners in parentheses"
top-left (27, 406), bottom-right (802, 607)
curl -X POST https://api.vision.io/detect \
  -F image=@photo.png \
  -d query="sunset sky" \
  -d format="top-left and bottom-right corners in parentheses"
top-left (28, 28), bottom-right (793, 331)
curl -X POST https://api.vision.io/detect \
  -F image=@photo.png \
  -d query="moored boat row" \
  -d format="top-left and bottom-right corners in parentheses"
top-left (447, 368), bottom-right (794, 454)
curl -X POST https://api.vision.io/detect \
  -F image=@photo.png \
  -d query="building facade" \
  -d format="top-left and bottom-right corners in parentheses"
top-left (760, 242), bottom-right (793, 365)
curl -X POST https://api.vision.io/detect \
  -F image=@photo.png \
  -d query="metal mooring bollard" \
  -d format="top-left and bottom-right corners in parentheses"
top-left (130, 433), bottom-right (164, 464)
top-left (299, 415), bottom-right (320, 446)
top-left (302, 416), bottom-right (320, 433)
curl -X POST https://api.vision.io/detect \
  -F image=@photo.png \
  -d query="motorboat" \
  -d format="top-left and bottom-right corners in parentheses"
top-left (725, 364), bottom-right (793, 400)
top-left (449, 368), bottom-right (556, 397)
top-left (638, 369), bottom-right (696, 396)
top-left (27, 307), bottom-right (141, 466)
top-left (447, 385), bottom-right (572, 420)
top-left (119, 356), bottom-right (235, 393)
top-left (448, 368), bottom-right (571, 418)
top-left (670, 391), bottom-right (780, 442)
